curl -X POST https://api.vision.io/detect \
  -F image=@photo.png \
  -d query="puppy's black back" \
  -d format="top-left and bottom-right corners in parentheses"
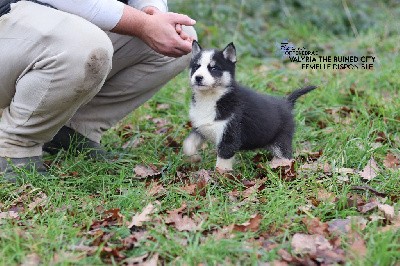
top-left (216, 84), bottom-right (295, 151)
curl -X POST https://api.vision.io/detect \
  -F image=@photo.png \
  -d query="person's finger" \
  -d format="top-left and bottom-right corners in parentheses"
top-left (175, 23), bottom-right (182, 34)
top-left (179, 30), bottom-right (190, 41)
top-left (170, 13), bottom-right (196, 26)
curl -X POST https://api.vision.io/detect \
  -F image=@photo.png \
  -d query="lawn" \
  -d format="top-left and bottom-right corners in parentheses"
top-left (1, 1), bottom-right (399, 265)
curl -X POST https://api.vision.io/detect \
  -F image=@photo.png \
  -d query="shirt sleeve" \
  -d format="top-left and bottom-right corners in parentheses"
top-left (128, 0), bottom-right (168, 12)
top-left (39, 0), bottom-right (125, 31)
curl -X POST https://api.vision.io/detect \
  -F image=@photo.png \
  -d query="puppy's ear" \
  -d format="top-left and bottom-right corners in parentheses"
top-left (222, 42), bottom-right (236, 63)
top-left (192, 40), bottom-right (202, 57)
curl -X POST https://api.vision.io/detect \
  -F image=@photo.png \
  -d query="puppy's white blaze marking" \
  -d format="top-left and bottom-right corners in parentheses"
top-left (183, 132), bottom-right (204, 156)
top-left (190, 89), bottom-right (230, 145)
top-left (191, 51), bottom-right (215, 87)
top-left (216, 156), bottom-right (234, 171)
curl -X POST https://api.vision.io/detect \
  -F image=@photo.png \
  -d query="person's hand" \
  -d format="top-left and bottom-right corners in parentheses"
top-left (113, 6), bottom-right (196, 57)
top-left (141, 6), bottom-right (195, 52)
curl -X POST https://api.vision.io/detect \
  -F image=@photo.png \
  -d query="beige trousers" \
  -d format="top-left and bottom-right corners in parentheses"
top-left (0, 1), bottom-right (195, 158)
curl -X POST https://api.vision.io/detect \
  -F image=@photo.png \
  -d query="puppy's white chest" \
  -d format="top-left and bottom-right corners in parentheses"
top-left (189, 98), bottom-right (228, 144)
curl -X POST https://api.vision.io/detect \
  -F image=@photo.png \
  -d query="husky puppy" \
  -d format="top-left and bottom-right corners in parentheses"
top-left (183, 41), bottom-right (316, 172)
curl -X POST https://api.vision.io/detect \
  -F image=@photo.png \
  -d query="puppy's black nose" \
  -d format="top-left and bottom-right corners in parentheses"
top-left (195, 76), bottom-right (203, 83)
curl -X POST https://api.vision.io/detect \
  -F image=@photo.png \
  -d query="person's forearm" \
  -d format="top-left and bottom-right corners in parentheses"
top-left (111, 5), bottom-right (148, 38)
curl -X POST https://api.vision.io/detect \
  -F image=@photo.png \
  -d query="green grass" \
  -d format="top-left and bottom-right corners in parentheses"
top-left (1, 2), bottom-right (400, 266)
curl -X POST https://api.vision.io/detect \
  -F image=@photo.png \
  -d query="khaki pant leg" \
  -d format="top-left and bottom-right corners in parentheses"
top-left (0, 1), bottom-right (113, 158)
top-left (66, 27), bottom-right (198, 143)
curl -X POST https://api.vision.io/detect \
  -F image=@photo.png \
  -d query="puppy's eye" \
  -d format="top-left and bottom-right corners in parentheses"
top-left (210, 65), bottom-right (221, 71)
top-left (193, 64), bottom-right (201, 71)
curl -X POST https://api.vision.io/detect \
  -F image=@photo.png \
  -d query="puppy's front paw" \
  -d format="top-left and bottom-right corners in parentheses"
top-left (216, 156), bottom-right (234, 173)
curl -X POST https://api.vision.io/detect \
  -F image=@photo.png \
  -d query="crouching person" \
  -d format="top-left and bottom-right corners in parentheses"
top-left (0, 0), bottom-right (197, 180)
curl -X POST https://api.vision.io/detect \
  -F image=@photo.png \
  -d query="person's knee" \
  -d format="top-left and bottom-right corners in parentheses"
top-left (57, 23), bottom-right (113, 95)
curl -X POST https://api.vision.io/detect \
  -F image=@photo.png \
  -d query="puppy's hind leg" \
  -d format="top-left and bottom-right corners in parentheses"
top-left (183, 130), bottom-right (204, 162)
top-left (269, 133), bottom-right (294, 159)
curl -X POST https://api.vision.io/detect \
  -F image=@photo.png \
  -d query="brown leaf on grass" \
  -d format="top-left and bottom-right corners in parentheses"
top-left (51, 251), bottom-right (85, 265)
top-left (193, 169), bottom-right (213, 196)
top-left (300, 161), bottom-right (331, 173)
top-left (166, 212), bottom-right (199, 231)
top-left (380, 217), bottom-right (400, 232)
top-left (291, 234), bottom-right (331, 255)
top-left (357, 200), bottom-right (378, 213)
top-left (142, 253), bottom-right (159, 266)
top-left (377, 203), bottom-right (395, 221)
top-left (133, 164), bottom-right (162, 179)
top-left (335, 167), bottom-right (355, 175)
top-left (270, 158), bottom-right (297, 181)
top-left (156, 103), bottom-right (171, 111)
top-left (383, 153), bottom-right (400, 169)
top-left (291, 234), bottom-right (346, 264)
top-left (359, 157), bottom-right (379, 181)
top-left (148, 182), bottom-right (166, 197)
top-left (374, 131), bottom-right (387, 143)
top-left (278, 249), bottom-right (293, 262)
top-left (0, 211), bottom-right (19, 224)
top-left (242, 178), bottom-right (268, 199)
top-left (127, 202), bottom-right (158, 228)
top-left (328, 216), bottom-right (367, 236)
top-left (21, 253), bottom-right (41, 266)
top-left (316, 189), bottom-right (337, 203)
top-left (90, 208), bottom-right (124, 230)
top-left (165, 203), bottom-right (202, 231)
top-left (123, 254), bottom-right (148, 265)
top-left (302, 217), bottom-right (329, 236)
top-left (233, 213), bottom-right (263, 232)
top-left (69, 244), bottom-right (99, 255)
top-left (325, 106), bottom-right (353, 124)
top-left (180, 184), bottom-right (197, 195)
top-left (101, 246), bottom-right (126, 262)
top-left (348, 233), bottom-right (367, 258)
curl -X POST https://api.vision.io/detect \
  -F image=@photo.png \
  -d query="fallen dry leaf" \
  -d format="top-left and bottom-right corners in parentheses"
top-left (357, 201), bottom-right (378, 213)
top-left (328, 216), bottom-right (367, 236)
top-left (335, 167), bottom-right (355, 175)
top-left (377, 203), bottom-right (395, 221)
top-left (233, 213), bottom-right (263, 232)
top-left (291, 234), bottom-right (330, 255)
top-left (21, 253), bottom-right (41, 266)
top-left (302, 217), bottom-right (329, 236)
top-left (89, 208), bottom-right (124, 231)
top-left (148, 182), bottom-right (166, 197)
top-left (316, 189), bottom-right (337, 202)
top-left (180, 184), bottom-right (197, 195)
top-left (127, 202), bottom-right (158, 228)
top-left (348, 233), bottom-right (367, 258)
top-left (270, 158), bottom-right (297, 181)
top-left (166, 212), bottom-right (199, 231)
top-left (70, 244), bottom-right (99, 255)
top-left (359, 157), bottom-right (379, 181)
top-left (133, 165), bottom-right (162, 179)
top-left (156, 103), bottom-right (171, 110)
top-left (300, 161), bottom-right (331, 173)
top-left (383, 153), bottom-right (400, 169)
top-left (0, 211), bottom-right (19, 224)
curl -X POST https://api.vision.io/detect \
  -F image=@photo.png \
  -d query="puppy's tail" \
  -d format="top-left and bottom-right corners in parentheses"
top-left (287, 86), bottom-right (317, 107)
